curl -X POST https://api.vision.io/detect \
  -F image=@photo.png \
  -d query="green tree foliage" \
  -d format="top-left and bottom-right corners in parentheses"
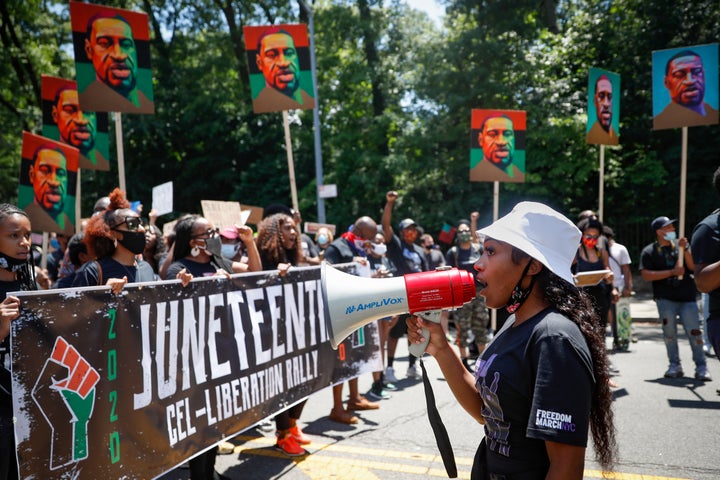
top-left (0, 0), bottom-right (716, 261)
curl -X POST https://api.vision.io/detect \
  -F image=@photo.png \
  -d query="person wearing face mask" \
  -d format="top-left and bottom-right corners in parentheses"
top-left (323, 217), bottom-right (382, 423)
top-left (363, 229), bottom-right (398, 401)
top-left (72, 188), bottom-right (156, 291)
top-left (640, 216), bottom-right (710, 381)
top-left (420, 233), bottom-right (445, 270)
top-left (314, 226), bottom-right (333, 261)
top-left (382, 191), bottom-right (429, 382)
top-left (162, 215), bottom-right (260, 478)
top-left (164, 216), bottom-right (260, 283)
top-left (0, 204), bottom-right (38, 479)
top-left (407, 202), bottom-right (617, 479)
top-left (218, 226), bottom-right (244, 261)
top-left (444, 219), bottom-right (490, 371)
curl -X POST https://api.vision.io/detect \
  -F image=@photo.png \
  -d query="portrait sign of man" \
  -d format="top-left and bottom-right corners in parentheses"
top-left (41, 75), bottom-right (110, 171)
top-left (243, 24), bottom-right (316, 114)
top-left (586, 68), bottom-right (620, 145)
top-left (19, 132), bottom-right (79, 236)
top-left (69, 1), bottom-right (154, 114)
top-left (652, 43), bottom-right (719, 130)
top-left (469, 109), bottom-right (526, 183)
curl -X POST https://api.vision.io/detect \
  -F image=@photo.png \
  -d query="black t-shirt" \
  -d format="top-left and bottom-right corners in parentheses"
top-left (72, 258), bottom-right (156, 287)
top-left (475, 309), bottom-right (593, 476)
top-left (323, 238), bottom-right (358, 265)
top-left (691, 210), bottom-right (720, 316)
top-left (165, 258), bottom-right (222, 279)
top-left (386, 234), bottom-right (428, 275)
top-left (446, 244), bottom-right (482, 274)
top-left (639, 241), bottom-right (697, 302)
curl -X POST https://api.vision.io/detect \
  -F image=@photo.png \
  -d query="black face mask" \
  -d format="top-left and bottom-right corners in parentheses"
top-left (0, 252), bottom-right (27, 272)
top-left (505, 260), bottom-right (536, 314)
top-left (203, 235), bottom-right (224, 259)
top-left (117, 230), bottom-right (147, 255)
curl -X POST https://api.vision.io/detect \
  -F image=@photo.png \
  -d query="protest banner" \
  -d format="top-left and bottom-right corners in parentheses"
top-left (12, 265), bottom-right (380, 479)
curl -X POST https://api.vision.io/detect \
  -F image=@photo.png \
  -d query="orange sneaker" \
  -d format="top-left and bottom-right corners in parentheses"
top-left (275, 432), bottom-right (306, 456)
top-left (289, 425), bottom-right (312, 445)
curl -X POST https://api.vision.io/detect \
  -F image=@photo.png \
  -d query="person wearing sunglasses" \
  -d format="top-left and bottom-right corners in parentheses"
top-left (72, 188), bottom-right (155, 292)
top-left (161, 214), bottom-right (261, 479)
top-left (164, 215), bottom-right (260, 286)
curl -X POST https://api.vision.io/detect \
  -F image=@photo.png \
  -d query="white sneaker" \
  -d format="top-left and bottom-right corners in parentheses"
top-left (384, 366), bottom-right (398, 383)
top-left (407, 365), bottom-right (421, 379)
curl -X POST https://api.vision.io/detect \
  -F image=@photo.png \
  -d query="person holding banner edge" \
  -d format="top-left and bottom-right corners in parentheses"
top-left (72, 189), bottom-right (155, 290)
top-left (255, 212), bottom-right (312, 456)
top-left (0, 204), bottom-right (38, 480)
top-left (407, 202), bottom-right (616, 479)
top-left (164, 215), bottom-right (262, 477)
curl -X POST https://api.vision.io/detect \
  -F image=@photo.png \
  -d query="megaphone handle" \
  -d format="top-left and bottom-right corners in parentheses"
top-left (409, 310), bottom-right (443, 358)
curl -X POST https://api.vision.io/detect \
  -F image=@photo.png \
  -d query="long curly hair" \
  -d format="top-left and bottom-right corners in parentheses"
top-left (0, 204), bottom-right (36, 291)
top-left (256, 213), bottom-right (303, 268)
top-left (84, 188), bottom-right (132, 259)
top-left (512, 246), bottom-right (617, 471)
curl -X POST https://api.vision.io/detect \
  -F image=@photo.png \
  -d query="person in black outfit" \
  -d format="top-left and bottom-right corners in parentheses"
top-left (72, 189), bottom-right (155, 290)
top-left (0, 204), bottom-right (38, 479)
top-left (381, 191), bottom-right (429, 381)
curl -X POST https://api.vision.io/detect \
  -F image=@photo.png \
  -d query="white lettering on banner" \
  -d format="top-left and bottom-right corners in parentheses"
top-left (164, 362), bottom-right (289, 446)
top-left (180, 298), bottom-right (208, 390)
top-left (285, 350), bottom-right (319, 388)
top-left (245, 287), bottom-right (272, 365)
top-left (284, 283), bottom-right (305, 353)
top-left (227, 290), bottom-right (250, 369)
top-left (267, 285), bottom-right (285, 358)
top-left (208, 293), bottom-right (231, 379)
top-left (134, 285), bottom-right (326, 410)
top-left (157, 299), bottom-right (180, 400)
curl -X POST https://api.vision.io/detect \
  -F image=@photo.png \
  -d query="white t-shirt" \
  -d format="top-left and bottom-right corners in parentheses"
top-left (608, 241), bottom-right (631, 288)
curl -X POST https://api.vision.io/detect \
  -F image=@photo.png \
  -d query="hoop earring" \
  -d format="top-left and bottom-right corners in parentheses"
top-left (191, 246), bottom-right (200, 257)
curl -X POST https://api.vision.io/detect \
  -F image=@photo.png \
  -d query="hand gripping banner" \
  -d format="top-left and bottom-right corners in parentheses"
top-left (11, 265), bottom-right (380, 479)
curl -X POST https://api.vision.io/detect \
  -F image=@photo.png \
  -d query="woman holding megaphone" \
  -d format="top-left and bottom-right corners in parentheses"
top-left (407, 202), bottom-right (616, 480)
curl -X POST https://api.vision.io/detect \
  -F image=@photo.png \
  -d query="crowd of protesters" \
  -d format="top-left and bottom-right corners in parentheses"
top-left (3, 174), bottom-right (720, 478)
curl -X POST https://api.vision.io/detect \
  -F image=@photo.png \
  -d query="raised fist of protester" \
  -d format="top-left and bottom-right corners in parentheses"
top-left (31, 337), bottom-right (100, 468)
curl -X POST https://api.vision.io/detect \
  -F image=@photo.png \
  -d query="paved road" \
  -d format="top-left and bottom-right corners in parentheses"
top-left (160, 294), bottom-right (720, 480)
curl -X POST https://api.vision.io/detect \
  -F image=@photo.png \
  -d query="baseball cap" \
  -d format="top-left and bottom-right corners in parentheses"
top-left (219, 226), bottom-right (239, 240)
top-left (650, 216), bottom-right (676, 231)
top-left (398, 218), bottom-right (417, 230)
top-left (476, 202), bottom-right (581, 286)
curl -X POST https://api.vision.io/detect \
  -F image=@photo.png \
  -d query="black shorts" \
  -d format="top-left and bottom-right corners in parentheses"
top-left (389, 314), bottom-right (410, 339)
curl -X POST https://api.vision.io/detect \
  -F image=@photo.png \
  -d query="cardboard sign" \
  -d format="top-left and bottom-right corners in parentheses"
top-left (152, 181), bottom-right (173, 216)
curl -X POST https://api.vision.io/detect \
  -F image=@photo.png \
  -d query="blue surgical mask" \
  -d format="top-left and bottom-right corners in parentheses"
top-left (663, 231), bottom-right (677, 242)
top-left (221, 243), bottom-right (239, 259)
top-left (317, 234), bottom-right (328, 246)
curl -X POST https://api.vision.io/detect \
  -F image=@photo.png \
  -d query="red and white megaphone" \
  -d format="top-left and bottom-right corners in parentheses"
top-left (321, 263), bottom-right (476, 357)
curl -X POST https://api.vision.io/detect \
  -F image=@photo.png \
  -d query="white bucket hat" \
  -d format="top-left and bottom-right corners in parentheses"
top-left (476, 202), bottom-right (581, 286)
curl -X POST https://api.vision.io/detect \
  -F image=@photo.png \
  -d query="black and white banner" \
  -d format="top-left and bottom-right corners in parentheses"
top-left (11, 264), bottom-right (381, 479)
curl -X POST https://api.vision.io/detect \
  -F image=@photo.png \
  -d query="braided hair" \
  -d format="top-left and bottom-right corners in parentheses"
top-left (511, 246), bottom-right (617, 471)
top-left (256, 213), bottom-right (303, 268)
top-left (0, 204), bottom-right (36, 291)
